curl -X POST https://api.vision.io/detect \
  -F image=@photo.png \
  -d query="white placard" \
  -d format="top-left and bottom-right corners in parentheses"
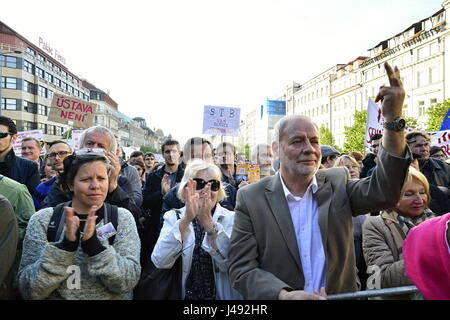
top-left (202, 105), bottom-right (241, 137)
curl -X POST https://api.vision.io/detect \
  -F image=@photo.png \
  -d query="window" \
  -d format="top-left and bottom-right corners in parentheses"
top-left (46, 60), bottom-right (54, 69)
top-left (23, 100), bottom-right (37, 113)
top-left (38, 123), bottom-right (46, 132)
top-left (1, 98), bottom-right (18, 110)
top-left (429, 67), bottom-right (438, 84)
top-left (418, 46), bottom-right (429, 60)
top-left (44, 72), bottom-right (53, 83)
top-left (55, 66), bottom-right (61, 74)
top-left (430, 42), bottom-right (439, 55)
top-left (68, 86), bottom-right (74, 95)
top-left (417, 70), bottom-right (426, 87)
top-left (54, 77), bottom-right (61, 87)
top-left (55, 126), bottom-right (62, 136)
top-left (26, 47), bottom-right (36, 56)
top-left (23, 60), bottom-right (34, 73)
top-left (418, 101), bottom-right (425, 116)
top-left (23, 80), bottom-right (36, 94)
top-left (38, 85), bottom-right (47, 98)
top-left (23, 121), bottom-right (37, 131)
top-left (430, 98), bottom-right (438, 106)
top-left (38, 104), bottom-right (47, 116)
top-left (61, 82), bottom-right (68, 91)
top-left (35, 67), bottom-right (44, 79)
top-left (61, 70), bottom-right (67, 79)
top-left (0, 77), bottom-right (18, 89)
top-left (47, 125), bottom-right (55, 135)
top-left (37, 54), bottom-right (45, 63)
top-left (48, 89), bottom-right (53, 99)
top-left (0, 55), bottom-right (18, 68)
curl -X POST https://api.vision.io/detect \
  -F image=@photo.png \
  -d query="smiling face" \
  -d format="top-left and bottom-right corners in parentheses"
top-left (395, 178), bottom-right (428, 219)
top-left (275, 117), bottom-right (321, 180)
top-left (21, 140), bottom-right (41, 162)
top-left (69, 160), bottom-right (109, 212)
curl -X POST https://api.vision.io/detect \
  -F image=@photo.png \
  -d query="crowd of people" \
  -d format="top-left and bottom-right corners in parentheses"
top-left (0, 62), bottom-right (449, 300)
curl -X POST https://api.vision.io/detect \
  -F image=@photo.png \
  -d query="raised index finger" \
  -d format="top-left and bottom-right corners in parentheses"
top-left (384, 62), bottom-right (401, 88)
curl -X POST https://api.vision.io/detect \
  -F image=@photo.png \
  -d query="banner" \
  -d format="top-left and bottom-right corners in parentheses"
top-left (427, 129), bottom-right (450, 157)
top-left (236, 164), bottom-right (260, 184)
top-left (13, 129), bottom-right (45, 156)
top-left (364, 98), bottom-right (383, 149)
top-left (202, 106), bottom-right (241, 137)
top-left (48, 93), bottom-right (96, 128)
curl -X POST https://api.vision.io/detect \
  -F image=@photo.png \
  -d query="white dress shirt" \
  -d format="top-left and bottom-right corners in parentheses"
top-left (280, 174), bottom-right (327, 293)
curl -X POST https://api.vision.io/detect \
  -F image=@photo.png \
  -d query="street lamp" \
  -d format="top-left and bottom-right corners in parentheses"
top-left (0, 49), bottom-right (22, 116)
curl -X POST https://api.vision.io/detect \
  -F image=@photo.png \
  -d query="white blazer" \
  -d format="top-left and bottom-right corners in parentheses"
top-left (151, 204), bottom-right (242, 300)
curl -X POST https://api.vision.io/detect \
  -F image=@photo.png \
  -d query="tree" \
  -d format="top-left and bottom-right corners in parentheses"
top-left (140, 146), bottom-right (159, 154)
top-left (319, 125), bottom-right (339, 151)
top-left (404, 116), bottom-right (420, 131)
top-left (343, 110), bottom-right (367, 154)
top-left (425, 99), bottom-right (450, 131)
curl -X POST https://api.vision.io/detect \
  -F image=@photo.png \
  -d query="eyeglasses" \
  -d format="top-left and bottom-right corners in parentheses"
top-left (193, 178), bottom-right (220, 191)
top-left (0, 132), bottom-right (13, 139)
top-left (48, 151), bottom-right (71, 158)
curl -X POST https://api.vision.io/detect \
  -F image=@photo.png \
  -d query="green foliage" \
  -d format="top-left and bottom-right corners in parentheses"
top-left (343, 110), bottom-right (367, 154)
top-left (140, 146), bottom-right (158, 154)
top-left (425, 99), bottom-right (450, 131)
top-left (319, 125), bottom-right (339, 151)
top-left (404, 116), bottom-right (420, 131)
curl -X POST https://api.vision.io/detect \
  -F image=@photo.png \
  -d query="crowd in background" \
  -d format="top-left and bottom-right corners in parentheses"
top-left (1, 78), bottom-right (450, 302)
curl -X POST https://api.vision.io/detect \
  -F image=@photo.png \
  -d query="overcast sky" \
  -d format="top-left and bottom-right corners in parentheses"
top-left (1, 0), bottom-right (444, 144)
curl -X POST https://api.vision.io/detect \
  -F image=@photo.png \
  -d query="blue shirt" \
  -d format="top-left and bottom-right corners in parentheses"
top-left (280, 175), bottom-right (326, 293)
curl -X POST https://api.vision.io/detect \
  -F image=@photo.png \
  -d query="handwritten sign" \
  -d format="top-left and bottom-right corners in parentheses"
top-left (13, 129), bottom-right (44, 156)
top-left (202, 106), bottom-right (241, 136)
top-left (364, 98), bottom-right (383, 149)
top-left (48, 93), bottom-right (96, 129)
top-left (236, 164), bottom-right (260, 184)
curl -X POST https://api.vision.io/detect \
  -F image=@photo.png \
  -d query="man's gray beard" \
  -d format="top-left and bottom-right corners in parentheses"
top-left (283, 160), bottom-right (319, 177)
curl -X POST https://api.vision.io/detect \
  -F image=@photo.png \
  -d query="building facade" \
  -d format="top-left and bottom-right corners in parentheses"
top-left (286, 0), bottom-right (450, 148)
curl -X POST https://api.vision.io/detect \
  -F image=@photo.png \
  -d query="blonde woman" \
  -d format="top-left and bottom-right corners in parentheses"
top-left (334, 155), bottom-right (360, 180)
top-left (362, 167), bottom-right (436, 299)
top-left (151, 159), bottom-right (242, 300)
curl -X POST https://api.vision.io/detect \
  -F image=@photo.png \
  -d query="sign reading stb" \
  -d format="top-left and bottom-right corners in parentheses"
top-left (202, 106), bottom-right (241, 136)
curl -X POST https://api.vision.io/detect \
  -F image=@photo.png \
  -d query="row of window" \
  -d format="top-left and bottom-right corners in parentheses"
top-left (25, 47), bottom-right (76, 84)
top-left (23, 60), bottom-right (88, 100)
top-left (1, 98), bottom-right (47, 116)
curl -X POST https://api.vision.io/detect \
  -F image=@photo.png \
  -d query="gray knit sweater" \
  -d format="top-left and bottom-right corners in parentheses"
top-left (18, 207), bottom-right (141, 300)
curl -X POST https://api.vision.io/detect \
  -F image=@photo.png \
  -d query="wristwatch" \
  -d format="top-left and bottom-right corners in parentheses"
top-left (383, 117), bottom-right (406, 132)
top-left (206, 223), bottom-right (219, 236)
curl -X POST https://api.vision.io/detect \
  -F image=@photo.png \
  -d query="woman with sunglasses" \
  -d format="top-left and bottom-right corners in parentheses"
top-left (151, 159), bottom-right (242, 300)
top-left (17, 153), bottom-right (141, 299)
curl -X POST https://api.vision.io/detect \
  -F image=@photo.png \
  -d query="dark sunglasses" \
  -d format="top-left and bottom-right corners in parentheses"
top-left (0, 132), bottom-right (13, 139)
top-left (193, 178), bottom-right (220, 191)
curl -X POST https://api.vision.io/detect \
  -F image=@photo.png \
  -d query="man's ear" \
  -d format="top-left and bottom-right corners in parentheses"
top-left (10, 134), bottom-right (17, 144)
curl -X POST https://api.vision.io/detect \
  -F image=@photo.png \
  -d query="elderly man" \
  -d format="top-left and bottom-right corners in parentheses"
top-left (21, 137), bottom-right (44, 175)
top-left (42, 127), bottom-right (142, 225)
top-left (228, 63), bottom-right (411, 299)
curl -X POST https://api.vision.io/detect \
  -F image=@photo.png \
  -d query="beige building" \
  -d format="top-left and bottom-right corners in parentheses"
top-left (286, 0), bottom-right (450, 148)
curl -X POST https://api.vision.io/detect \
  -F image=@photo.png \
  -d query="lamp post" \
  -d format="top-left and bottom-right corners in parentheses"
top-left (0, 49), bottom-right (22, 116)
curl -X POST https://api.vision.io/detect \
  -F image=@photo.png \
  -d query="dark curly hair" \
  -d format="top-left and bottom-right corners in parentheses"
top-left (58, 153), bottom-right (110, 197)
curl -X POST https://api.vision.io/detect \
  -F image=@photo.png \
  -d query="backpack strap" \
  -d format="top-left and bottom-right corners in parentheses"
top-left (47, 201), bottom-right (72, 243)
top-left (104, 202), bottom-right (119, 246)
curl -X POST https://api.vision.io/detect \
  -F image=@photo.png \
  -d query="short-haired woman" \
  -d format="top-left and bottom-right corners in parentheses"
top-left (362, 167), bottom-right (436, 299)
top-left (18, 153), bottom-right (141, 299)
top-left (151, 159), bottom-right (242, 300)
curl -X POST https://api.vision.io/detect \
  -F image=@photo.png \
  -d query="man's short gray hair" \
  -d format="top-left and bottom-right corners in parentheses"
top-left (272, 115), bottom-right (319, 144)
top-left (79, 126), bottom-right (117, 152)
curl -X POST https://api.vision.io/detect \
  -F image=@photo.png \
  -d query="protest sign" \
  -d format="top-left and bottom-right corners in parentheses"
top-left (236, 164), bottom-right (260, 184)
top-left (427, 129), bottom-right (450, 157)
top-left (202, 106), bottom-right (241, 136)
top-left (364, 98), bottom-right (383, 149)
top-left (48, 93), bottom-right (96, 128)
top-left (71, 129), bottom-right (85, 151)
top-left (13, 129), bottom-right (45, 156)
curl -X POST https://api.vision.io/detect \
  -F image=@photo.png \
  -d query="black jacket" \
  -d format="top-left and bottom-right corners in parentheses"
top-left (421, 158), bottom-right (450, 188)
top-left (142, 165), bottom-right (184, 214)
top-left (2, 149), bottom-right (40, 196)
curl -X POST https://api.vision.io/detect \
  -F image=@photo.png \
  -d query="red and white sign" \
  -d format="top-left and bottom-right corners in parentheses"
top-left (364, 98), bottom-right (383, 150)
top-left (48, 93), bottom-right (96, 128)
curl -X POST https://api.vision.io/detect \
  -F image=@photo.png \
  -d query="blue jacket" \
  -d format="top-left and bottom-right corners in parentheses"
top-left (3, 149), bottom-right (40, 197)
top-left (33, 176), bottom-right (57, 210)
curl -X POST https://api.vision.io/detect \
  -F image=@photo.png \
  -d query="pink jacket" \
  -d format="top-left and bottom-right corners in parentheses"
top-left (403, 213), bottom-right (450, 300)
